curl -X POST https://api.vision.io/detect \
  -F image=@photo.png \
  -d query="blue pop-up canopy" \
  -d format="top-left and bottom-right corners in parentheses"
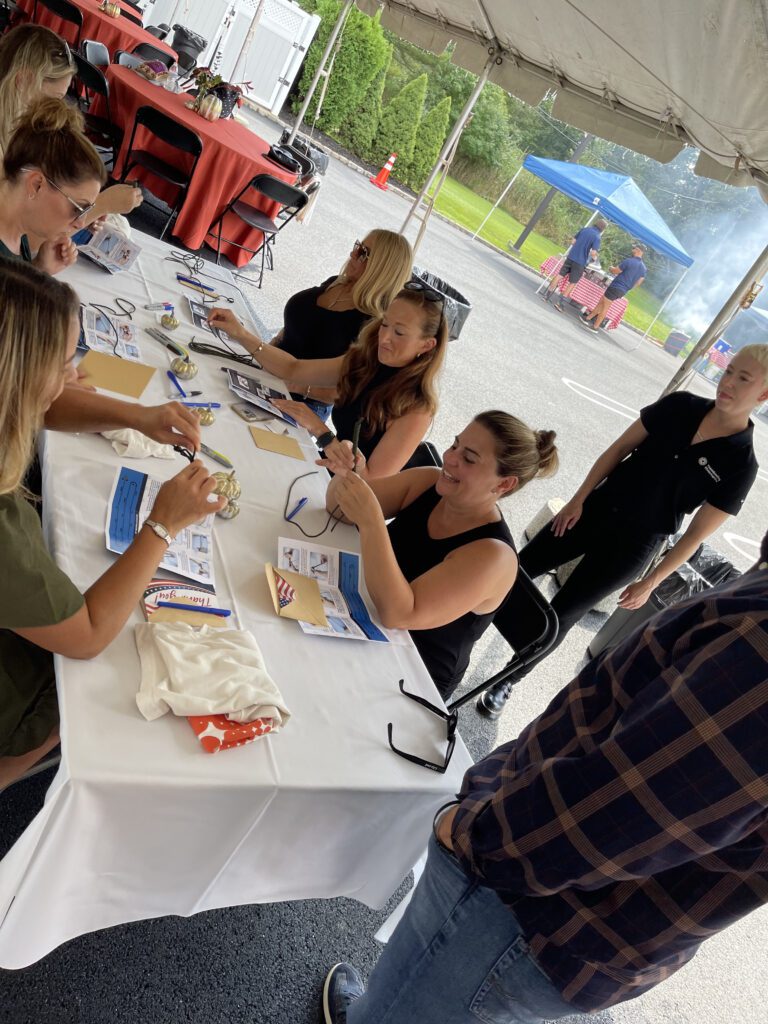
top-left (523, 155), bottom-right (694, 268)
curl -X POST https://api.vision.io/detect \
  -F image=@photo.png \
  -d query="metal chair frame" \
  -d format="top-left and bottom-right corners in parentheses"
top-left (131, 42), bottom-right (174, 66)
top-left (208, 173), bottom-right (308, 287)
top-left (36, 0), bottom-right (82, 50)
top-left (72, 51), bottom-right (122, 167)
top-left (119, 104), bottom-right (203, 240)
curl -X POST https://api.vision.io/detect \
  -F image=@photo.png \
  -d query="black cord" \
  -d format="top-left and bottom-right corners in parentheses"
top-left (283, 470), bottom-right (343, 539)
top-left (189, 339), bottom-right (259, 367)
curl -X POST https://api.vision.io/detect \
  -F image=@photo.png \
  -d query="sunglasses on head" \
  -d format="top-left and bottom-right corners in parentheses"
top-left (404, 279), bottom-right (445, 335)
top-left (352, 239), bottom-right (370, 262)
top-left (387, 678), bottom-right (457, 774)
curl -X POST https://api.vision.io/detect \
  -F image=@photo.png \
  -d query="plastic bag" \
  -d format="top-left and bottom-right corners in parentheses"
top-left (652, 541), bottom-right (741, 608)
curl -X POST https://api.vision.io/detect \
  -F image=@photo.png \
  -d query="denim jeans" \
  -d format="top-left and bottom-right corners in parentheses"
top-left (349, 835), bottom-right (578, 1024)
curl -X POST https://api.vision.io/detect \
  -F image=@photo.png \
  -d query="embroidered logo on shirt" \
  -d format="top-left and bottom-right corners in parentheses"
top-left (698, 456), bottom-right (721, 482)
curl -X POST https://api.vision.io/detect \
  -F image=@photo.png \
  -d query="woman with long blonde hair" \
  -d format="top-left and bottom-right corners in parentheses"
top-left (0, 258), bottom-right (225, 790)
top-left (0, 24), bottom-right (142, 226)
top-left (271, 230), bottom-right (412, 415)
top-left (209, 282), bottom-right (449, 478)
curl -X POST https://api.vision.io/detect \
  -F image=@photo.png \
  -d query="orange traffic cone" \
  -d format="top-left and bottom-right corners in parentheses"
top-left (370, 153), bottom-right (397, 190)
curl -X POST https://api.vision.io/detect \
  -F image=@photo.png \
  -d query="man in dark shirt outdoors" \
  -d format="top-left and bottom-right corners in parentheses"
top-left (321, 528), bottom-right (768, 1024)
top-left (543, 218), bottom-right (606, 310)
top-left (581, 242), bottom-right (647, 332)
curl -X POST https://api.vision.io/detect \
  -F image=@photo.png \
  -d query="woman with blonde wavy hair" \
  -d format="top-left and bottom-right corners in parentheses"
top-left (0, 258), bottom-right (226, 789)
top-left (270, 230), bottom-right (412, 416)
top-left (209, 282), bottom-right (448, 478)
top-left (0, 24), bottom-right (142, 227)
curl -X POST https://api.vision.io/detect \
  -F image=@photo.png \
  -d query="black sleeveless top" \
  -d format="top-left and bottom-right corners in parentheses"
top-left (331, 363), bottom-right (400, 459)
top-left (277, 277), bottom-right (369, 360)
top-left (387, 485), bottom-right (516, 699)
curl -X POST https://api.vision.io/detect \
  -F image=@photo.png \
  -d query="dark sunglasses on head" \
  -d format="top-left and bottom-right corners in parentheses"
top-left (352, 239), bottom-right (370, 261)
top-left (404, 279), bottom-right (445, 336)
top-left (387, 678), bottom-right (458, 774)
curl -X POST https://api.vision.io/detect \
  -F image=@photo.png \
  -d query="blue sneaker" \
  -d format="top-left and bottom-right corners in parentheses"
top-left (322, 962), bottom-right (365, 1023)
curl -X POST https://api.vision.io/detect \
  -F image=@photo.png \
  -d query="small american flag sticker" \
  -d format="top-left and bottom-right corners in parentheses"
top-left (274, 571), bottom-right (296, 609)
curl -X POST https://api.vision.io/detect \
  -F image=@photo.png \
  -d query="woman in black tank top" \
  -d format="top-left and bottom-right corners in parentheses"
top-left (324, 411), bottom-right (559, 699)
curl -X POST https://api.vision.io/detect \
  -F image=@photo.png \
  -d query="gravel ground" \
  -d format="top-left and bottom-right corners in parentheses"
top-left (1, 109), bottom-right (766, 1024)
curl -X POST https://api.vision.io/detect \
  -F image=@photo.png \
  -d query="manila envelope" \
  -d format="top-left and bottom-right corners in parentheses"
top-left (249, 426), bottom-right (305, 461)
top-left (77, 350), bottom-right (155, 399)
top-left (265, 564), bottom-right (328, 628)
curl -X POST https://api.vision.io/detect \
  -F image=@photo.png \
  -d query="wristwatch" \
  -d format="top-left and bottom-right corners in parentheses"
top-left (314, 430), bottom-right (336, 450)
top-left (144, 519), bottom-right (174, 546)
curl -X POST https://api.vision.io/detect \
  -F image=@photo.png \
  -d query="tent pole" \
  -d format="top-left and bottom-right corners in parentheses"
top-left (511, 133), bottom-right (593, 250)
top-left (287, 0), bottom-right (354, 146)
top-left (662, 242), bottom-right (768, 396)
top-left (401, 51), bottom-right (499, 235)
top-left (471, 165), bottom-right (523, 240)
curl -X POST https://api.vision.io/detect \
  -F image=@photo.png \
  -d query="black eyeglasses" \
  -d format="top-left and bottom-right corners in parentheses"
top-left (387, 678), bottom-right (458, 774)
top-left (22, 166), bottom-right (96, 222)
top-left (404, 279), bottom-right (445, 334)
top-left (352, 239), bottom-right (370, 262)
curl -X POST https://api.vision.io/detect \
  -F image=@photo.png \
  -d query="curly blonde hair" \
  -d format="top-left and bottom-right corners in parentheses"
top-left (0, 257), bottom-right (78, 494)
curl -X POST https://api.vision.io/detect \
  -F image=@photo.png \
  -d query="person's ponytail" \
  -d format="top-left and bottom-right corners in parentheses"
top-left (3, 96), bottom-right (106, 185)
top-left (474, 410), bottom-right (559, 493)
top-left (534, 429), bottom-right (559, 477)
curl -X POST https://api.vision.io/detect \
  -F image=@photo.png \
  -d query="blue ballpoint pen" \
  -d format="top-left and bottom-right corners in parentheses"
top-left (167, 370), bottom-right (187, 398)
top-left (157, 601), bottom-right (231, 617)
top-left (182, 402), bottom-right (222, 408)
top-left (286, 497), bottom-right (308, 522)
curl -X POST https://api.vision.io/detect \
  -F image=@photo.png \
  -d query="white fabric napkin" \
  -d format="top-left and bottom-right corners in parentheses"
top-left (102, 428), bottom-right (175, 459)
top-left (134, 622), bottom-right (290, 727)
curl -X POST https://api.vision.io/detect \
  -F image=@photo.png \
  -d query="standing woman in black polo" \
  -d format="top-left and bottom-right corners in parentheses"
top-left (483, 346), bottom-right (766, 712)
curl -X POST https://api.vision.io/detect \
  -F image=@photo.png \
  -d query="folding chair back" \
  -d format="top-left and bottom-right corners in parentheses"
top-left (132, 105), bottom-right (203, 157)
top-left (82, 38), bottom-right (109, 67)
top-left (132, 42), bottom-right (174, 66)
top-left (121, 9), bottom-right (143, 26)
top-left (447, 568), bottom-right (558, 712)
top-left (72, 52), bottom-right (122, 166)
top-left (37, 0), bottom-right (82, 49)
top-left (146, 24), bottom-right (170, 40)
top-left (115, 50), bottom-right (144, 68)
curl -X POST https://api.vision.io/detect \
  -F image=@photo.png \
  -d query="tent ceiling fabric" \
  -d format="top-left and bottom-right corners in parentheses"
top-left (523, 156), bottom-right (694, 266)
top-left (356, 0), bottom-right (768, 194)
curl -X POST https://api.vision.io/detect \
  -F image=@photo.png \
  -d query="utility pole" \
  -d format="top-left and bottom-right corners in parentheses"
top-left (511, 132), bottom-right (594, 251)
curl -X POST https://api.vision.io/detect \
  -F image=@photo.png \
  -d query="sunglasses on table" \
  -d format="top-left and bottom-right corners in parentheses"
top-left (352, 239), bottom-right (370, 262)
top-left (387, 678), bottom-right (458, 774)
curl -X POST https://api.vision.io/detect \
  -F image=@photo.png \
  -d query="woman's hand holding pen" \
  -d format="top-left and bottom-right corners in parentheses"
top-left (207, 307), bottom-right (248, 345)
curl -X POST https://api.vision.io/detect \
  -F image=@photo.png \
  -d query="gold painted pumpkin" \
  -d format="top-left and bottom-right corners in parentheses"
top-left (160, 313), bottom-right (179, 330)
top-left (100, 1), bottom-right (121, 17)
top-left (170, 356), bottom-right (198, 380)
top-left (196, 406), bottom-right (215, 426)
top-left (212, 471), bottom-right (241, 501)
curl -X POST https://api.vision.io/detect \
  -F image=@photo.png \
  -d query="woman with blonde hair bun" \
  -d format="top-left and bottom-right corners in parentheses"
top-left (0, 258), bottom-right (226, 790)
top-left (322, 410), bottom-right (559, 698)
top-left (0, 24), bottom-right (142, 227)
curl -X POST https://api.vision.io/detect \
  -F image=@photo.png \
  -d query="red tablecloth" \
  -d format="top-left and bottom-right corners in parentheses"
top-left (19, 0), bottom-right (176, 62)
top-left (92, 65), bottom-right (297, 262)
top-left (540, 256), bottom-right (628, 330)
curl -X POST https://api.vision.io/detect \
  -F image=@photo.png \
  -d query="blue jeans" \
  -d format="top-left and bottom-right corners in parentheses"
top-left (349, 835), bottom-right (578, 1023)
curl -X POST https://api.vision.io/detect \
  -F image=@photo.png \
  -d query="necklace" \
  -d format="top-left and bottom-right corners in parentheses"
top-left (326, 282), bottom-right (352, 309)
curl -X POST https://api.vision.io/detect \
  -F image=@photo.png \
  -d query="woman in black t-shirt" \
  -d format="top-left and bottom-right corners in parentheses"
top-left (269, 230), bottom-right (412, 415)
top-left (481, 346), bottom-right (767, 716)
top-left (209, 284), bottom-right (449, 479)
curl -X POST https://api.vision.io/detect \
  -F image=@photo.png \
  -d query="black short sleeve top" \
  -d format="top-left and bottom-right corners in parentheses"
top-left (589, 391), bottom-right (757, 536)
top-left (277, 277), bottom-right (369, 360)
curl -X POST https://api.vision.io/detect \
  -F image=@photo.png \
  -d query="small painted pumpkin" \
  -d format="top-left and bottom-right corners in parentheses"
top-left (198, 93), bottom-right (222, 121)
top-left (196, 405), bottom-right (215, 426)
top-left (212, 471), bottom-right (241, 501)
top-left (170, 356), bottom-right (198, 380)
top-left (217, 499), bottom-right (240, 520)
top-left (160, 313), bottom-right (179, 330)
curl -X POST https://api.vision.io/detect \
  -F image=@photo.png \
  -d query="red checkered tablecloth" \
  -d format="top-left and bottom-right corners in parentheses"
top-left (540, 257), bottom-right (628, 330)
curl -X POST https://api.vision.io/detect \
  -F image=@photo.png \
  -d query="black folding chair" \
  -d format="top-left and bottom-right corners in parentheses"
top-left (207, 173), bottom-right (308, 287)
top-left (145, 23), bottom-right (170, 40)
top-left (36, 0), bottom-right (82, 50)
top-left (131, 42), bottom-right (174, 66)
top-left (119, 105), bottom-right (202, 240)
top-left (121, 8), bottom-right (142, 27)
top-left (82, 38), bottom-right (109, 67)
top-left (114, 50), bottom-right (144, 68)
top-left (72, 52), bottom-right (123, 167)
top-left (446, 568), bottom-right (559, 714)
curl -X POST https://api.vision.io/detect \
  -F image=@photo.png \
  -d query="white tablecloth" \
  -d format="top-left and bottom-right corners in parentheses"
top-left (0, 233), bottom-right (470, 969)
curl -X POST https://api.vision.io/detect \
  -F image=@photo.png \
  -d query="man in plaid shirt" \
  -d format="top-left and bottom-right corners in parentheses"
top-left (322, 531), bottom-right (768, 1023)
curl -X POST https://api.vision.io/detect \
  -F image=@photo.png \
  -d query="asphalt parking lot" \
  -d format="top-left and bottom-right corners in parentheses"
top-left (1, 113), bottom-right (766, 1024)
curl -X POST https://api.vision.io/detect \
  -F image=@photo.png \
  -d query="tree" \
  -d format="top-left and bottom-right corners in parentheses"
top-left (457, 83), bottom-right (515, 170)
top-left (372, 73), bottom-right (428, 170)
top-left (293, 2), bottom-right (389, 135)
top-left (399, 95), bottom-right (451, 189)
top-left (339, 47), bottom-right (392, 160)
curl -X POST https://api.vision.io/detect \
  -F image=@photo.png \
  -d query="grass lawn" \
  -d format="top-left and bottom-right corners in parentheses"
top-left (429, 176), bottom-right (672, 343)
